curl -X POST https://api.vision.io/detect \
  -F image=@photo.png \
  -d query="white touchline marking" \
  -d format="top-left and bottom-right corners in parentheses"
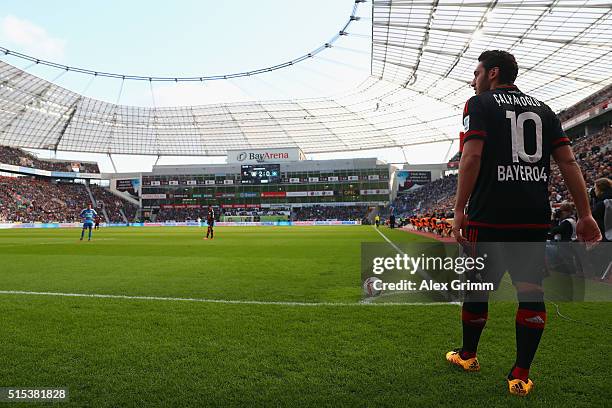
top-left (371, 226), bottom-right (459, 303)
top-left (360, 290), bottom-right (460, 304)
top-left (372, 226), bottom-right (437, 282)
top-left (0, 238), bottom-right (117, 247)
top-left (0, 290), bottom-right (458, 307)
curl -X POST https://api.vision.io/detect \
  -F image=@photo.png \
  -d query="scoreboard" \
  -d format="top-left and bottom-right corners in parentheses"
top-left (396, 170), bottom-right (432, 192)
top-left (240, 164), bottom-right (280, 184)
top-left (115, 178), bottom-right (141, 196)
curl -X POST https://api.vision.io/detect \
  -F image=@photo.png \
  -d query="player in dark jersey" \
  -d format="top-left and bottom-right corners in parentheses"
top-left (94, 215), bottom-right (101, 230)
top-left (204, 205), bottom-right (215, 240)
top-left (446, 50), bottom-right (601, 396)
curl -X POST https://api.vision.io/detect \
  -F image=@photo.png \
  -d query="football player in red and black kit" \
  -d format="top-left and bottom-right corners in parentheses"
top-left (446, 50), bottom-right (601, 396)
top-left (204, 205), bottom-right (215, 240)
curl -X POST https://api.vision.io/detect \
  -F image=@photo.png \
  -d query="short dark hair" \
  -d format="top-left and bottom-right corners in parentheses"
top-left (595, 177), bottom-right (611, 193)
top-left (478, 50), bottom-right (518, 84)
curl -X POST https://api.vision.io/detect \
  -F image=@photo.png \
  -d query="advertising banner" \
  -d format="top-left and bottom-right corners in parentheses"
top-left (116, 179), bottom-right (141, 196)
top-left (227, 147), bottom-right (304, 164)
top-left (286, 191), bottom-right (308, 197)
top-left (396, 170), bottom-right (432, 192)
top-left (239, 192), bottom-right (258, 198)
top-left (142, 193), bottom-right (167, 199)
top-left (360, 189), bottom-right (390, 195)
top-left (261, 191), bottom-right (286, 198)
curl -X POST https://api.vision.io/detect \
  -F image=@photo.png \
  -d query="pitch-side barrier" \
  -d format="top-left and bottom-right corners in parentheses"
top-left (0, 220), bottom-right (362, 229)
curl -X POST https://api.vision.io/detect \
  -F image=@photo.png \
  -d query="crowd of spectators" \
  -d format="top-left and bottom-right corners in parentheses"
top-left (558, 84), bottom-right (612, 123)
top-left (549, 127), bottom-right (612, 204)
top-left (90, 185), bottom-right (139, 223)
top-left (0, 146), bottom-right (100, 173)
top-left (155, 208), bottom-right (203, 222)
top-left (393, 174), bottom-right (457, 217)
top-left (0, 176), bottom-right (139, 223)
top-left (0, 175), bottom-right (371, 225)
top-left (0, 177), bottom-right (91, 223)
top-left (221, 208), bottom-right (289, 218)
top-left (290, 205), bottom-right (368, 221)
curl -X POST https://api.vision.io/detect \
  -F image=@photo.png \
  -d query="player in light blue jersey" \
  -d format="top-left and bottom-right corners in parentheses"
top-left (80, 204), bottom-right (98, 241)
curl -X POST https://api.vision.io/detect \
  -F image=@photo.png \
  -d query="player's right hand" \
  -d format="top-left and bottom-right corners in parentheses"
top-left (576, 214), bottom-right (602, 247)
top-left (452, 211), bottom-right (468, 245)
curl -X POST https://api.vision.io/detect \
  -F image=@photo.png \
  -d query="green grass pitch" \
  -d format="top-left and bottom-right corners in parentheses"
top-left (0, 226), bottom-right (610, 407)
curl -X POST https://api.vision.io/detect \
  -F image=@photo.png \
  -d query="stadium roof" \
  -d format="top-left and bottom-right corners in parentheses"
top-left (1, 0), bottom-right (611, 156)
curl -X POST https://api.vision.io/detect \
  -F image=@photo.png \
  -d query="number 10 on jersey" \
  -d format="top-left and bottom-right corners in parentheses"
top-left (506, 111), bottom-right (542, 163)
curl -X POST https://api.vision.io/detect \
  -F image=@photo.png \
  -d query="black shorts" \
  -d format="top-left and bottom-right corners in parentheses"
top-left (463, 225), bottom-right (548, 287)
top-left (207, 220), bottom-right (214, 227)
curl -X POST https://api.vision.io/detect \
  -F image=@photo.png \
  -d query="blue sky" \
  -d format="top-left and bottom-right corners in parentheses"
top-left (0, 1), bottom-right (454, 171)
top-left (2, 0), bottom-right (351, 72)
top-left (0, 0), bottom-right (370, 105)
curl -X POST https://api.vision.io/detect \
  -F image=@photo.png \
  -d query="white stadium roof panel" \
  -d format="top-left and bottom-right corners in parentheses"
top-left (1, 0), bottom-right (611, 156)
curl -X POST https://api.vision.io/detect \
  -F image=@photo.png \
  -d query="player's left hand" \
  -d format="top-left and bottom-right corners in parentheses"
top-left (576, 214), bottom-right (602, 249)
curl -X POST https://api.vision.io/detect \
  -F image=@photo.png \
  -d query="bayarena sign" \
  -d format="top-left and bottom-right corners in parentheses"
top-left (227, 148), bottom-right (305, 164)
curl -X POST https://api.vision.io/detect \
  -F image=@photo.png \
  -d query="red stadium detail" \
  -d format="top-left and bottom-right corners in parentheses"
top-left (467, 221), bottom-right (551, 230)
top-left (463, 130), bottom-right (487, 139)
top-left (552, 137), bottom-right (571, 147)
